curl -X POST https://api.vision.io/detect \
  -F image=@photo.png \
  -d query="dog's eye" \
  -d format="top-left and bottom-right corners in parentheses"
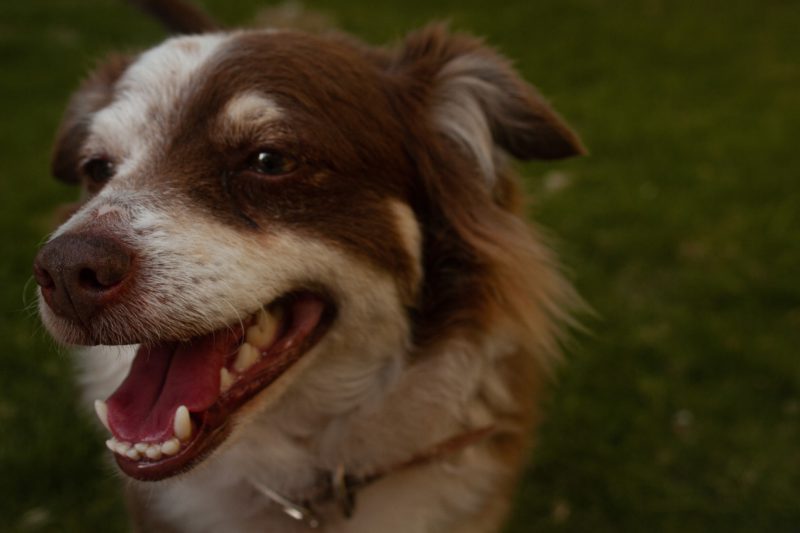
top-left (247, 150), bottom-right (298, 177)
top-left (82, 158), bottom-right (115, 185)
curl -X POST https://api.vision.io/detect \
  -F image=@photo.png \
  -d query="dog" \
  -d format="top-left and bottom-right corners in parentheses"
top-left (33, 0), bottom-right (585, 531)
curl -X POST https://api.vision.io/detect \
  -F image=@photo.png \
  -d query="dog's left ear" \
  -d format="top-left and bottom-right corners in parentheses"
top-left (394, 25), bottom-right (586, 179)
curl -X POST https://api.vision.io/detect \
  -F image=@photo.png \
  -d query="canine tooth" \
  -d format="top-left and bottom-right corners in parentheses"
top-left (174, 405), bottom-right (192, 441)
top-left (246, 308), bottom-right (281, 348)
top-left (245, 326), bottom-right (268, 349)
top-left (234, 343), bottom-right (259, 372)
top-left (94, 400), bottom-right (110, 432)
top-left (105, 438), bottom-right (117, 452)
top-left (220, 368), bottom-right (234, 393)
top-left (134, 443), bottom-right (149, 453)
top-left (125, 448), bottom-right (141, 460)
top-left (161, 438), bottom-right (180, 456)
top-left (259, 307), bottom-right (281, 334)
top-left (145, 445), bottom-right (162, 461)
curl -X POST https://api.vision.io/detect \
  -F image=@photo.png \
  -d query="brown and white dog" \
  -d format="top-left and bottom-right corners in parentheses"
top-left (34, 1), bottom-right (585, 531)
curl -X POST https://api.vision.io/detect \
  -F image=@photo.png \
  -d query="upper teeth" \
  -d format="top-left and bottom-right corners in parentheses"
top-left (233, 343), bottom-right (259, 372)
top-left (231, 307), bottom-right (280, 376)
top-left (246, 307), bottom-right (281, 348)
top-left (220, 368), bottom-right (234, 393)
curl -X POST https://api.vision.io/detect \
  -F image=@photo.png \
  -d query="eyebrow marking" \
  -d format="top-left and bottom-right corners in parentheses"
top-left (223, 92), bottom-right (283, 125)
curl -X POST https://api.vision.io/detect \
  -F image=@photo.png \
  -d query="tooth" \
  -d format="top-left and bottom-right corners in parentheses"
top-left (125, 448), bottom-right (141, 460)
top-left (220, 368), bottom-right (234, 393)
top-left (161, 438), bottom-right (180, 456)
top-left (134, 443), bottom-right (149, 453)
top-left (259, 307), bottom-right (281, 335)
top-left (106, 438), bottom-right (117, 452)
top-left (245, 326), bottom-right (267, 349)
top-left (174, 405), bottom-right (192, 441)
top-left (94, 400), bottom-right (110, 432)
top-left (115, 441), bottom-right (131, 455)
top-left (145, 445), bottom-right (162, 460)
top-left (246, 308), bottom-right (280, 348)
top-left (234, 343), bottom-right (259, 372)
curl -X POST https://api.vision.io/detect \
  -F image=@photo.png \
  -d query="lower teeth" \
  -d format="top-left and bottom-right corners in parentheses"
top-left (105, 436), bottom-right (181, 461)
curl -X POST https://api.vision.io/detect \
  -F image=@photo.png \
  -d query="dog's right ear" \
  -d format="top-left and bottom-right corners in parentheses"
top-left (51, 55), bottom-right (132, 185)
top-left (393, 25), bottom-right (585, 184)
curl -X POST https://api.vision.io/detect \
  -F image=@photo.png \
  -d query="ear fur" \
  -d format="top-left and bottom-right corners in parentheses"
top-left (51, 55), bottom-right (131, 185)
top-left (396, 25), bottom-right (585, 181)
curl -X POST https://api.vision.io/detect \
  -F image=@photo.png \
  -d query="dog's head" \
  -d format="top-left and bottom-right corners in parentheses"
top-left (34, 16), bottom-right (583, 481)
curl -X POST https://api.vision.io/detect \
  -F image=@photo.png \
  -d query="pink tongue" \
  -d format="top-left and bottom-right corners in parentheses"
top-left (106, 330), bottom-right (238, 443)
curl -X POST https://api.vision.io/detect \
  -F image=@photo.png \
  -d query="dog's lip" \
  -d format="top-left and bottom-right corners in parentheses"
top-left (107, 292), bottom-right (336, 481)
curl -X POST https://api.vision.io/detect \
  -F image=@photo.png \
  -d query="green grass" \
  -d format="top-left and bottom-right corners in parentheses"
top-left (1, 0), bottom-right (798, 531)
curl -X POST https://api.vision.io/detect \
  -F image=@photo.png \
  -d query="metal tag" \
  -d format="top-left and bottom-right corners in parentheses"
top-left (250, 479), bottom-right (322, 529)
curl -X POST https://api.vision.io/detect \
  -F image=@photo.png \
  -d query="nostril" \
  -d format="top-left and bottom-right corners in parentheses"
top-left (33, 263), bottom-right (56, 290)
top-left (78, 267), bottom-right (107, 291)
top-left (77, 259), bottom-right (130, 291)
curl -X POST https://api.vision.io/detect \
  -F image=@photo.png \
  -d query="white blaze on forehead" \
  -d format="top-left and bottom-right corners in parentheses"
top-left (85, 33), bottom-right (230, 167)
top-left (217, 91), bottom-right (285, 143)
top-left (223, 92), bottom-right (283, 125)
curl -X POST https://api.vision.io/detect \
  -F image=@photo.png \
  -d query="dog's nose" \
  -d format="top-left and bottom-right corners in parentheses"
top-left (34, 233), bottom-right (134, 323)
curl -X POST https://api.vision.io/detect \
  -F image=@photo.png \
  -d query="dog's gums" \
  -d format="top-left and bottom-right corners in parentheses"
top-left (93, 293), bottom-right (334, 481)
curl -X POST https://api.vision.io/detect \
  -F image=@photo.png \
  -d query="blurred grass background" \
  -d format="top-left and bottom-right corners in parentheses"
top-left (1, 0), bottom-right (798, 531)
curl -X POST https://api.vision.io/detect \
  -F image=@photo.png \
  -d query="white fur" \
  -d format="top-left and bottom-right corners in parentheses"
top-left (223, 92), bottom-right (283, 125)
top-left (435, 54), bottom-right (508, 184)
top-left (80, 34), bottom-right (229, 175)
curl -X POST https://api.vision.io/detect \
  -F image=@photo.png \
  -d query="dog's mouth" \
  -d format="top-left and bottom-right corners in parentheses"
top-left (95, 291), bottom-right (334, 481)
